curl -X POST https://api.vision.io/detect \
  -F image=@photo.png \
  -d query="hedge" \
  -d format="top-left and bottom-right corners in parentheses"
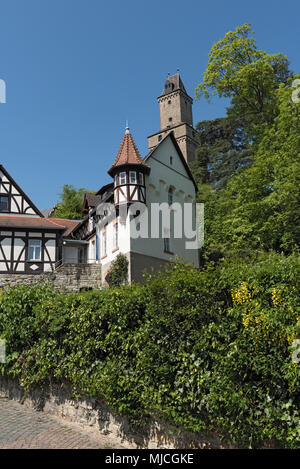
top-left (0, 252), bottom-right (299, 448)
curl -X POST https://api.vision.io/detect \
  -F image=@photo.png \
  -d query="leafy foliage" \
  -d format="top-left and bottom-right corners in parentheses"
top-left (195, 24), bottom-right (292, 140)
top-left (189, 117), bottom-right (252, 188)
top-left (53, 184), bottom-right (94, 220)
top-left (105, 254), bottom-right (129, 287)
top-left (201, 79), bottom-right (300, 258)
top-left (0, 255), bottom-right (299, 448)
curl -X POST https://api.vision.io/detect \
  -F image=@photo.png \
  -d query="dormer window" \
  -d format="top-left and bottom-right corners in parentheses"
top-left (170, 156), bottom-right (173, 166)
top-left (0, 196), bottom-right (9, 212)
top-left (119, 172), bottom-right (126, 185)
top-left (129, 171), bottom-right (137, 184)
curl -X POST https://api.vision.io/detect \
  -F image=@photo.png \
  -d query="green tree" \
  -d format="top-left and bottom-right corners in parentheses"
top-left (190, 116), bottom-right (252, 188)
top-left (195, 24), bottom-right (292, 140)
top-left (53, 185), bottom-right (90, 220)
top-left (203, 79), bottom-right (300, 258)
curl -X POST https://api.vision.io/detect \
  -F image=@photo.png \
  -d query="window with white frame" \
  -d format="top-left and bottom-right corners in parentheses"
top-left (119, 172), bottom-right (126, 185)
top-left (102, 230), bottom-right (107, 256)
top-left (138, 172), bottom-right (144, 185)
top-left (129, 171), bottom-right (137, 184)
top-left (113, 223), bottom-right (119, 250)
top-left (28, 239), bottom-right (42, 261)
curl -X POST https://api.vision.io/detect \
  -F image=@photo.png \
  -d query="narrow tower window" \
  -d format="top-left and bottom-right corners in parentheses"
top-left (129, 171), bottom-right (137, 184)
top-left (168, 187), bottom-right (174, 206)
top-left (119, 172), bottom-right (126, 185)
top-left (102, 230), bottom-right (107, 257)
top-left (113, 223), bottom-right (119, 250)
top-left (138, 173), bottom-right (144, 185)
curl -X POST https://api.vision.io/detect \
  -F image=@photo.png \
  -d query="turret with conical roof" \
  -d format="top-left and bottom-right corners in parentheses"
top-left (108, 127), bottom-right (150, 207)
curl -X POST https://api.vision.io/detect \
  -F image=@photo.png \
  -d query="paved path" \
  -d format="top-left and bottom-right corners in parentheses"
top-left (0, 397), bottom-right (123, 449)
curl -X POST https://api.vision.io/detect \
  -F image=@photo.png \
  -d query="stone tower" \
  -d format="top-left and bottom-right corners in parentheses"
top-left (147, 72), bottom-right (198, 162)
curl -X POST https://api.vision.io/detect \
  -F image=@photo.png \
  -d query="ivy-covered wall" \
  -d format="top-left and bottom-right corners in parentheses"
top-left (0, 253), bottom-right (299, 448)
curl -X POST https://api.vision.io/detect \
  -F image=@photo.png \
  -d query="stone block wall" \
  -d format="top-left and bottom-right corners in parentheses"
top-left (53, 263), bottom-right (102, 292)
top-left (0, 263), bottom-right (102, 293)
top-left (0, 377), bottom-right (232, 449)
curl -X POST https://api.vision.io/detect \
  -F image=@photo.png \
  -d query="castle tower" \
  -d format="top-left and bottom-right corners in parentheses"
top-left (147, 72), bottom-right (198, 162)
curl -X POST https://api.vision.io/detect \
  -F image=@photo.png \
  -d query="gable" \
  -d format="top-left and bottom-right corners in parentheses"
top-left (145, 132), bottom-right (197, 191)
top-left (0, 165), bottom-right (43, 217)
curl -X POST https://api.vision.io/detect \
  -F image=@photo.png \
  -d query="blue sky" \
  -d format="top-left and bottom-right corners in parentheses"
top-left (0, 0), bottom-right (299, 209)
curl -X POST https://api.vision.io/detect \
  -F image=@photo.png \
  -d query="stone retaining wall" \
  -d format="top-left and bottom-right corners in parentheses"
top-left (0, 377), bottom-right (232, 449)
top-left (0, 263), bottom-right (102, 293)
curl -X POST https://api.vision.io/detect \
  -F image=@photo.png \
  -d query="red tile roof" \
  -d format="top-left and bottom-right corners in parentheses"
top-left (108, 129), bottom-right (149, 175)
top-left (50, 218), bottom-right (80, 237)
top-left (0, 216), bottom-right (79, 237)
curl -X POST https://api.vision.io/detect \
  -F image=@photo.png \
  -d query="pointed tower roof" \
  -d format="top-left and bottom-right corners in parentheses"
top-left (161, 72), bottom-right (188, 96)
top-left (108, 127), bottom-right (150, 176)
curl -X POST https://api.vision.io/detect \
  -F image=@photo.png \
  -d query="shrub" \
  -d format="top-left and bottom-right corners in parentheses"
top-left (105, 253), bottom-right (129, 287)
top-left (0, 254), bottom-right (299, 448)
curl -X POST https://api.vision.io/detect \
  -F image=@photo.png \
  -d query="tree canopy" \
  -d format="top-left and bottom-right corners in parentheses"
top-left (195, 24), bottom-right (292, 140)
top-left (53, 184), bottom-right (93, 220)
top-left (201, 78), bottom-right (300, 259)
top-left (189, 116), bottom-right (252, 189)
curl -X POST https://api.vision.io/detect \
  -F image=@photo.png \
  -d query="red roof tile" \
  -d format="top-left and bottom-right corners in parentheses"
top-left (48, 218), bottom-right (80, 237)
top-left (0, 216), bottom-right (79, 236)
top-left (108, 129), bottom-right (149, 175)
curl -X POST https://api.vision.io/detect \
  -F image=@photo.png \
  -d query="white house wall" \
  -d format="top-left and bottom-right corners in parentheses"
top-left (130, 137), bottom-right (199, 268)
top-left (0, 169), bottom-right (40, 217)
top-left (0, 231), bottom-right (59, 274)
top-left (98, 217), bottom-right (131, 281)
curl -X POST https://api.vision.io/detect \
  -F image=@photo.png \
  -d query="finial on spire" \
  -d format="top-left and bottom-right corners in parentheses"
top-left (125, 120), bottom-right (129, 134)
top-left (177, 68), bottom-right (180, 75)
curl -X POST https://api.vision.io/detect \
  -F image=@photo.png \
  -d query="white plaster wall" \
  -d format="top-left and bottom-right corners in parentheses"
top-left (0, 238), bottom-right (12, 262)
top-left (98, 217), bottom-right (131, 270)
top-left (13, 239), bottom-right (25, 269)
top-left (10, 199), bottom-right (19, 212)
top-left (87, 236), bottom-right (97, 264)
top-left (45, 239), bottom-right (56, 262)
top-left (130, 136), bottom-right (199, 267)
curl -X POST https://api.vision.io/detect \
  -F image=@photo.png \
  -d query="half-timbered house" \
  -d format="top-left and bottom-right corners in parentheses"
top-left (0, 165), bottom-right (78, 275)
top-left (0, 72), bottom-right (200, 287)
